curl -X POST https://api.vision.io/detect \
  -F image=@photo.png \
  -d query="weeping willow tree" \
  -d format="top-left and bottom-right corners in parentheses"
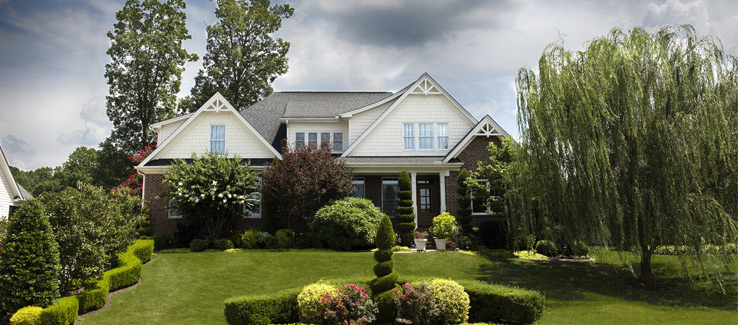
top-left (512, 25), bottom-right (738, 285)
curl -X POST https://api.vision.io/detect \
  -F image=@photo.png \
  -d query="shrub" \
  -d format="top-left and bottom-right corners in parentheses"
top-left (430, 279), bottom-right (469, 324)
top-left (297, 282), bottom-right (336, 324)
top-left (174, 222), bottom-right (200, 248)
top-left (9, 306), bottom-right (42, 325)
top-left (309, 197), bottom-right (384, 250)
top-left (514, 234), bottom-right (537, 250)
top-left (535, 240), bottom-right (558, 257)
top-left (275, 229), bottom-right (295, 249)
top-left (190, 239), bottom-right (209, 252)
top-left (456, 169), bottom-right (474, 234)
top-left (224, 289), bottom-right (300, 325)
top-left (107, 250), bottom-right (142, 291)
top-left (242, 229), bottom-right (262, 249)
top-left (263, 234), bottom-right (278, 249)
top-left (371, 215), bottom-right (398, 323)
top-left (128, 239), bottom-right (154, 264)
top-left (393, 282), bottom-right (441, 325)
top-left (458, 280), bottom-right (545, 324)
top-left (322, 284), bottom-right (377, 325)
top-left (151, 233), bottom-right (171, 251)
top-left (213, 238), bottom-right (234, 250)
top-left (136, 213), bottom-right (152, 237)
top-left (479, 219), bottom-right (507, 249)
top-left (230, 234), bottom-right (244, 248)
top-left (430, 212), bottom-right (458, 240)
top-left (38, 296), bottom-right (78, 325)
top-left (0, 199), bottom-right (60, 323)
top-left (396, 170), bottom-right (416, 246)
top-left (571, 240), bottom-right (589, 256)
top-left (75, 278), bottom-right (109, 313)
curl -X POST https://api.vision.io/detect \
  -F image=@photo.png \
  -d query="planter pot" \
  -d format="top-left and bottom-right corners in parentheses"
top-left (434, 238), bottom-right (446, 251)
top-left (414, 239), bottom-right (427, 252)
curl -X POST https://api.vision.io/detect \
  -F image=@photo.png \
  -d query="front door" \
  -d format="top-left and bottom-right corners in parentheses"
top-left (416, 176), bottom-right (439, 228)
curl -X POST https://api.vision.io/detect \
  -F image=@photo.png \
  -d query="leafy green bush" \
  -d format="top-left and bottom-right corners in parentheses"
top-left (151, 233), bottom-right (171, 251)
top-left (213, 238), bottom-right (234, 250)
top-left (430, 279), bottom-right (469, 324)
top-left (0, 199), bottom-right (60, 323)
top-left (535, 240), bottom-right (558, 257)
top-left (242, 229), bottom-right (262, 249)
top-left (297, 282), bottom-right (336, 324)
top-left (458, 280), bottom-right (545, 324)
top-left (75, 277), bottom-right (109, 313)
top-left (107, 250), bottom-right (142, 291)
top-left (129, 239), bottom-right (154, 263)
top-left (430, 212), bottom-right (458, 239)
top-left (224, 289), bottom-right (300, 325)
top-left (190, 239), bottom-right (209, 252)
top-left (9, 306), bottom-right (42, 325)
top-left (309, 197), bottom-right (383, 250)
top-left (393, 282), bottom-right (441, 325)
top-left (276, 229), bottom-right (295, 249)
top-left (230, 234), bottom-right (244, 248)
top-left (38, 296), bottom-right (78, 325)
top-left (571, 240), bottom-right (588, 256)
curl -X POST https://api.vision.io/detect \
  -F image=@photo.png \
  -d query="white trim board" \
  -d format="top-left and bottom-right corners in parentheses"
top-left (443, 115), bottom-right (509, 163)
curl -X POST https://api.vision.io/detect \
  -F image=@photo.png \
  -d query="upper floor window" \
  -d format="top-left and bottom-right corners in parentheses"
top-left (403, 124), bottom-right (414, 149)
top-left (308, 133), bottom-right (318, 148)
top-left (321, 132), bottom-right (331, 149)
top-left (418, 123), bottom-right (433, 149)
top-left (438, 124), bottom-right (449, 149)
top-left (333, 133), bottom-right (344, 151)
top-left (210, 125), bottom-right (225, 155)
top-left (295, 133), bottom-right (305, 148)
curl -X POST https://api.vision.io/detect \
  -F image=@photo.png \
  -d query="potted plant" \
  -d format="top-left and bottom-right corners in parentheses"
top-left (430, 212), bottom-right (458, 251)
top-left (413, 230), bottom-right (428, 252)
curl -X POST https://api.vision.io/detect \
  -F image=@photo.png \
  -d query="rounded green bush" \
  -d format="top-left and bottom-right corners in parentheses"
top-left (242, 229), bottom-right (261, 249)
top-left (431, 212), bottom-right (458, 239)
top-left (151, 233), bottom-right (171, 251)
top-left (213, 238), bottom-right (234, 250)
top-left (373, 260), bottom-right (394, 277)
top-left (535, 240), bottom-right (558, 257)
top-left (309, 197), bottom-right (384, 250)
top-left (376, 215), bottom-right (396, 250)
top-left (276, 229), bottom-right (295, 249)
top-left (297, 282), bottom-right (335, 324)
top-left (189, 239), bottom-right (209, 252)
top-left (374, 249), bottom-right (393, 262)
top-left (9, 306), bottom-right (42, 325)
top-left (430, 279), bottom-right (470, 324)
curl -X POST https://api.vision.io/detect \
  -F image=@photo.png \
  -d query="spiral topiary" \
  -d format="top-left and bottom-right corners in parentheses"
top-left (396, 170), bottom-right (416, 246)
top-left (370, 215), bottom-right (399, 323)
top-left (456, 168), bottom-right (474, 234)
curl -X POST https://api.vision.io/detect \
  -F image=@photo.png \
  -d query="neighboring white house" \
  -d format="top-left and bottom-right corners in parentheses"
top-left (136, 73), bottom-right (509, 235)
top-left (0, 145), bottom-right (31, 219)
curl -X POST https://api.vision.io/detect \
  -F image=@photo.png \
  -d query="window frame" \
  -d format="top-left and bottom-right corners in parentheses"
top-left (437, 123), bottom-right (449, 150)
top-left (333, 133), bottom-right (344, 152)
top-left (320, 132), bottom-right (331, 149)
top-left (210, 125), bottom-right (226, 155)
top-left (418, 123), bottom-right (434, 150)
top-left (244, 177), bottom-right (262, 218)
top-left (351, 178), bottom-right (365, 198)
top-left (381, 178), bottom-right (399, 217)
top-left (295, 132), bottom-right (305, 149)
top-left (308, 132), bottom-right (318, 148)
top-left (403, 123), bottom-right (415, 150)
top-left (168, 199), bottom-right (183, 219)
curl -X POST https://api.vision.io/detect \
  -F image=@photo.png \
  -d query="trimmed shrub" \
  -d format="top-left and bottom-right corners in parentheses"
top-left (393, 282), bottom-right (441, 325)
top-left (107, 250), bottom-right (142, 291)
top-left (174, 222), bottom-right (200, 248)
top-left (151, 233), bottom-right (171, 251)
top-left (224, 289), bottom-right (300, 325)
top-left (297, 282), bottom-right (336, 324)
top-left (322, 284), bottom-right (377, 325)
top-left (0, 199), bottom-right (60, 323)
top-left (276, 229), bottom-right (295, 249)
top-left (213, 238), bottom-right (234, 251)
top-left (430, 279), bottom-right (470, 324)
top-left (309, 197), bottom-right (383, 250)
top-left (535, 240), bottom-right (558, 257)
top-left (38, 297), bottom-right (78, 325)
top-left (9, 307), bottom-right (42, 325)
top-left (242, 229), bottom-right (261, 249)
top-left (371, 215), bottom-right (398, 323)
top-left (129, 239), bottom-right (154, 263)
top-left (430, 212), bottom-right (458, 240)
top-left (396, 170), bottom-right (416, 246)
top-left (75, 278), bottom-right (109, 313)
top-left (456, 168), bottom-right (473, 233)
top-left (190, 239), bottom-right (209, 252)
top-left (458, 280), bottom-right (545, 324)
top-left (230, 234), bottom-right (244, 248)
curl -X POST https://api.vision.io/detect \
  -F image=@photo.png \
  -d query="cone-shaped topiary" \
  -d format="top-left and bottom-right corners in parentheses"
top-left (0, 199), bottom-right (60, 323)
top-left (371, 214), bottom-right (399, 323)
top-left (456, 168), bottom-right (473, 234)
top-left (396, 170), bottom-right (416, 246)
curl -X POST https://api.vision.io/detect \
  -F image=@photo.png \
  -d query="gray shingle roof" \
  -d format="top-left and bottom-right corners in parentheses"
top-left (280, 92), bottom-right (394, 118)
top-left (340, 156), bottom-right (448, 164)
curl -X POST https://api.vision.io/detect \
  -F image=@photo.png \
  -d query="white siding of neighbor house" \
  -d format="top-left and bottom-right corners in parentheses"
top-left (0, 169), bottom-right (15, 219)
top-left (157, 119), bottom-right (187, 145)
top-left (349, 94), bottom-right (476, 157)
top-left (287, 122), bottom-right (348, 150)
top-left (154, 111), bottom-right (275, 160)
top-left (350, 99), bottom-right (396, 144)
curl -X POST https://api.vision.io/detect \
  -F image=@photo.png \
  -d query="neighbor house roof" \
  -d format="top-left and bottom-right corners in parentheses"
top-left (0, 145), bottom-right (29, 202)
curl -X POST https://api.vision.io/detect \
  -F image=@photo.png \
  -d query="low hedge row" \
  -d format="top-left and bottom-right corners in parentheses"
top-left (458, 280), bottom-right (545, 324)
top-left (224, 288), bottom-right (301, 325)
top-left (10, 240), bottom-right (154, 324)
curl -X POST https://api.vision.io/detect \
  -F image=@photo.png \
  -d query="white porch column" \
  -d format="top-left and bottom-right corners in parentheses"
top-left (439, 171), bottom-right (446, 213)
top-left (410, 171), bottom-right (418, 228)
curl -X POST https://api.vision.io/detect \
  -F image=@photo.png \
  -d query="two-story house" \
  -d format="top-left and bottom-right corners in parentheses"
top-left (136, 73), bottom-right (509, 236)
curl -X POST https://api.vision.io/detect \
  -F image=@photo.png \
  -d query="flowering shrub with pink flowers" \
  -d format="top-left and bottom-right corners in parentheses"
top-left (393, 282), bottom-right (442, 325)
top-left (321, 284), bottom-right (378, 325)
top-left (111, 145), bottom-right (156, 196)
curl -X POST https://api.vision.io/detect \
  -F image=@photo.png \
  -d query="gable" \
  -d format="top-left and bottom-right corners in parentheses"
top-left (443, 115), bottom-right (509, 163)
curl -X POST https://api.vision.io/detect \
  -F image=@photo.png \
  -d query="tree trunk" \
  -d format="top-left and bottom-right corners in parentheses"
top-left (639, 246), bottom-right (653, 283)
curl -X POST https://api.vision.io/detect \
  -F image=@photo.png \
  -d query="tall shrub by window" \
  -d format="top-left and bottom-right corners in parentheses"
top-left (396, 170), bottom-right (415, 246)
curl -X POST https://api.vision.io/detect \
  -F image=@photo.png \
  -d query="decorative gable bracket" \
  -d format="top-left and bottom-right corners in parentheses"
top-left (206, 98), bottom-right (228, 112)
top-left (410, 79), bottom-right (442, 95)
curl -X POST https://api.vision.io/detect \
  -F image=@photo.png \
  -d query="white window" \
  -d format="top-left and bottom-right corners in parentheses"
top-left (382, 178), bottom-right (399, 217)
top-left (295, 133), bottom-right (305, 148)
top-left (351, 178), bottom-right (365, 198)
top-left (403, 124), bottom-right (414, 149)
top-left (333, 133), bottom-right (344, 151)
top-left (244, 177), bottom-right (262, 218)
top-left (438, 123), bottom-right (449, 149)
top-left (471, 179), bottom-right (490, 214)
top-left (168, 200), bottom-right (183, 219)
top-left (308, 133), bottom-right (318, 148)
top-left (418, 123), bottom-right (433, 149)
top-left (210, 125), bottom-right (225, 155)
top-left (321, 132), bottom-right (331, 149)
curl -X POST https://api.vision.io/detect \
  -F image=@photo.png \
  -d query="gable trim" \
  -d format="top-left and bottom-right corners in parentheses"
top-left (138, 93), bottom-right (282, 168)
top-left (342, 73), bottom-right (478, 157)
top-left (0, 145), bottom-right (24, 201)
top-left (150, 113), bottom-right (192, 130)
top-left (442, 115), bottom-right (510, 163)
top-left (339, 90), bottom-right (405, 118)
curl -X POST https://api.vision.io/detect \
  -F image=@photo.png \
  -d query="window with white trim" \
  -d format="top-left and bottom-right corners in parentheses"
top-left (308, 133), bottom-right (318, 148)
top-left (210, 125), bottom-right (225, 155)
top-left (418, 123), bottom-right (433, 149)
top-left (382, 178), bottom-right (399, 217)
top-left (403, 124), bottom-right (414, 149)
top-left (471, 179), bottom-right (490, 214)
top-left (295, 133), bottom-right (305, 148)
top-left (351, 178), bottom-right (365, 198)
top-left (333, 133), bottom-right (344, 151)
top-left (244, 177), bottom-right (262, 218)
top-left (168, 200), bottom-right (183, 219)
top-left (438, 123), bottom-right (449, 149)
top-left (321, 132), bottom-right (331, 149)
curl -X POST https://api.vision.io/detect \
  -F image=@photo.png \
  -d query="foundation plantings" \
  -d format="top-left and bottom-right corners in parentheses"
top-left (370, 215), bottom-right (400, 323)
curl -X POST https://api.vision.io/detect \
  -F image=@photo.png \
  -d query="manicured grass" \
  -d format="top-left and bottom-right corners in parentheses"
top-left (82, 249), bottom-right (737, 325)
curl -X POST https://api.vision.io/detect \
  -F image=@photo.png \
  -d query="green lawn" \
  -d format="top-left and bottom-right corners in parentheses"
top-left (82, 249), bottom-right (737, 324)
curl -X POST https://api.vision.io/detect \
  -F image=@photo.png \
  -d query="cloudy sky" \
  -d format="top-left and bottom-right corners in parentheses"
top-left (0, 0), bottom-right (736, 170)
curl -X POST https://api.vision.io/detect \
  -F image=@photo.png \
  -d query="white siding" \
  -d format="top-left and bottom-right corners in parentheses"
top-left (349, 94), bottom-right (475, 157)
top-left (153, 111), bottom-right (275, 159)
top-left (157, 119), bottom-right (187, 145)
top-left (0, 169), bottom-right (15, 219)
top-left (350, 99), bottom-right (396, 144)
top-left (287, 122), bottom-right (348, 150)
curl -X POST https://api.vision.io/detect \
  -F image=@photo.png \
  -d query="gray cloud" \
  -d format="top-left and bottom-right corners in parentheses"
top-left (1, 135), bottom-right (36, 156)
top-left (58, 96), bottom-right (112, 146)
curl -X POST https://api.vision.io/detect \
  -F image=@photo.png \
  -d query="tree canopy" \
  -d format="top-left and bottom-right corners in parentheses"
top-left (512, 25), bottom-right (738, 285)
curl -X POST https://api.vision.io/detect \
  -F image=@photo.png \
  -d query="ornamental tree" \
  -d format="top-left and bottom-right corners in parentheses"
top-left (165, 152), bottom-right (259, 240)
top-left (395, 170), bottom-right (415, 246)
top-left (371, 215), bottom-right (399, 323)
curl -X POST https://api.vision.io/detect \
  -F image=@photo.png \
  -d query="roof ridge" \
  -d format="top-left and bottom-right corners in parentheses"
top-left (277, 91), bottom-right (393, 93)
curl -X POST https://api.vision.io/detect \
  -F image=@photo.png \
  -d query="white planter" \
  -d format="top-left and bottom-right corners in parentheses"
top-left (414, 239), bottom-right (427, 252)
top-left (434, 238), bottom-right (447, 251)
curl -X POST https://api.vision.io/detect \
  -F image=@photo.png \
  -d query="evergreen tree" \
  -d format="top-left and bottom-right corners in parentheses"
top-left (395, 170), bottom-right (415, 246)
top-left (370, 215), bottom-right (399, 323)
